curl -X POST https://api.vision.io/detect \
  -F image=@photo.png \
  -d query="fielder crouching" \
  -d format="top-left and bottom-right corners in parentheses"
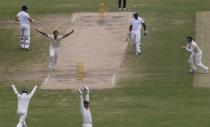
top-left (78, 86), bottom-right (92, 127)
top-left (183, 36), bottom-right (208, 74)
top-left (12, 84), bottom-right (37, 127)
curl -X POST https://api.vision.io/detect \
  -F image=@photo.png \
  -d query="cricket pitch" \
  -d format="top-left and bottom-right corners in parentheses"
top-left (193, 11), bottom-right (210, 87)
top-left (41, 12), bottom-right (133, 89)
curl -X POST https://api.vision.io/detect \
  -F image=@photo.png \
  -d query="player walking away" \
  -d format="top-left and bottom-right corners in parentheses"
top-left (129, 13), bottom-right (147, 55)
top-left (16, 5), bottom-right (35, 51)
top-left (78, 86), bottom-right (92, 127)
top-left (11, 84), bottom-right (37, 127)
top-left (35, 29), bottom-right (74, 70)
top-left (183, 36), bottom-right (208, 74)
top-left (118, 0), bottom-right (126, 11)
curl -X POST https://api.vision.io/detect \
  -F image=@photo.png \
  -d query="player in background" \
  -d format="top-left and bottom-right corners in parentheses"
top-left (78, 86), bottom-right (92, 127)
top-left (182, 36), bottom-right (208, 74)
top-left (11, 84), bottom-right (37, 127)
top-left (16, 5), bottom-right (35, 51)
top-left (129, 13), bottom-right (147, 55)
top-left (35, 29), bottom-right (74, 70)
top-left (118, 0), bottom-right (127, 11)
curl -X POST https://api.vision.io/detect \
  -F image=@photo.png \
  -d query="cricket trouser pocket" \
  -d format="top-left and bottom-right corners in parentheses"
top-left (82, 124), bottom-right (92, 127)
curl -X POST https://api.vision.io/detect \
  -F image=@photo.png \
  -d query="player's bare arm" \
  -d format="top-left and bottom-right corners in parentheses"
top-left (15, 16), bottom-right (19, 21)
top-left (28, 17), bottom-right (34, 23)
top-left (36, 29), bottom-right (48, 37)
top-left (62, 29), bottom-right (74, 39)
top-left (143, 23), bottom-right (147, 35)
top-left (129, 25), bottom-right (132, 32)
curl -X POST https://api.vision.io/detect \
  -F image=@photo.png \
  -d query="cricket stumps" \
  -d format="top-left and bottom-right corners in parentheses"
top-left (99, 1), bottom-right (105, 17)
top-left (76, 63), bottom-right (85, 80)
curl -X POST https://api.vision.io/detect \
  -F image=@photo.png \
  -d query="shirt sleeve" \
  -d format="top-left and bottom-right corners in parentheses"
top-left (58, 36), bottom-right (63, 40)
top-left (139, 17), bottom-right (145, 24)
top-left (26, 13), bottom-right (30, 19)
top-left (12, 85), bottom-right (20, 95)
top-left (130, 18), bottom-right (133, 25)
top-left (80, 95), bottom-right (84, 114)
top-left (16, 12), bottom-right (20, 17)
top-left (47, 35), bottom-right (53, 39)
top-left (185, 44), bottom-right (193, 52)
top-left (28, 85), bottom-right (37, 98)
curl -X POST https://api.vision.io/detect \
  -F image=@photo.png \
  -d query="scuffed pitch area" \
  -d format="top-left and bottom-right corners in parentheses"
top-left (194, 11), bottom-right (210, 87)
top-left (41, 12), bottom-right (133, 89)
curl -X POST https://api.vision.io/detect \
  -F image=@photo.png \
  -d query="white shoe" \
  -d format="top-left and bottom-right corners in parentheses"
top-left (189, 68), bottom-right (196, 73)
top-left (204, 69), bottom-right (208, 74)
top-left (48, 65), bottom-right (53, 69)
top-left (118, 8), bottom-right (122, 11)
top-left (123, 8), bottom-right (127, 11)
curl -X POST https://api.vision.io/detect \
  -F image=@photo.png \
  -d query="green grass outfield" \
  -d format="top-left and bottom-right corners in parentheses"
top-left (1, 0), bottom-right (210, 127)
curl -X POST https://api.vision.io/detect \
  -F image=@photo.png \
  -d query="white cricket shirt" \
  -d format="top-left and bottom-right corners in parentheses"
top-left (186, 40), bottom-right (201, 54)
top-left (47, 35), bottom-right (63, 48)
top-left (16, 11), bottom-right (30, 25)
top-left (130, 17), bottom-right (145, 31)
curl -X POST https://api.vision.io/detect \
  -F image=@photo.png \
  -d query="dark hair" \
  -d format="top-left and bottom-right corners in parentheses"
top-left (133, 13), bottom-right (139, 19)
top-left (53, 30), bottom-right (58, 34)
top-left (186, 36), bottom-right (193, 43)
top-left (84, 100), bottom-right (89, 105)
top-left (22, 89), bottom-right (27, 93)
top-left (22, 5), bottom-right (28, 11)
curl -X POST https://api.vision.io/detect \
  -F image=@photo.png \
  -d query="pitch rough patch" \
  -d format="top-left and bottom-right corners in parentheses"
top-left (194, 11), bottom-right (210, 87)
top-left (41, 12), bottom-right (133, 90)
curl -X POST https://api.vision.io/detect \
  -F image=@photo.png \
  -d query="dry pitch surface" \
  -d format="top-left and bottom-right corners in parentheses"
top-left (41, 12), bottom-right (133, 90)
top-left (194, 11), bottom-right (210, 87)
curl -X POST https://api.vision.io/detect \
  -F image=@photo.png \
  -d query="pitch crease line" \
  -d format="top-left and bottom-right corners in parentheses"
top-left (112, 73), bottom-right (116, 85)
top-left (72, 15), bottom-right (76, 23)
top-left (44, 75), bottom-right (50, 85)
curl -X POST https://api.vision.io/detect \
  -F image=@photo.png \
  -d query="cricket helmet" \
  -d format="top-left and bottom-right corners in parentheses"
top-left (21, 89), bottom-right (28, 94)
top-left (186, 36), bottom-right (193, 43)
top-left (22, 5), bottom-right (28, 11)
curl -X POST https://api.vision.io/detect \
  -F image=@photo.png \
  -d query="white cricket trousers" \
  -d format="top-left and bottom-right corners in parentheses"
top-left (49, 47), bottom-right (59, 67)
top-left (16, 111), bottom-right (27, 127)
top-left (131, 30), bottom-right (141, 54)
top-left (188, 51), bottom-right (208, 71)
top-left (82, 124), bottom-right (92, 127)
top-left (20, 24), bottom-right (30, 49)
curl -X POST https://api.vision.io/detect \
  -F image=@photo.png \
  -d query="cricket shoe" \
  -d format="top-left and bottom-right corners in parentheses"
top-left (135, 52), bottom-right (141, 56)
top-left (25, 48), bottom-right (30, 51)
top-left (189, 68), bottom-right (196, 73)
top-left (118, 8), bottom-right (122, 11)
top-left (123, 8), bottom-right (127, 11)
top-left (48, 65), bottom-right (53, 69)
top-left (204, 69), bottom-right (209, 74)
